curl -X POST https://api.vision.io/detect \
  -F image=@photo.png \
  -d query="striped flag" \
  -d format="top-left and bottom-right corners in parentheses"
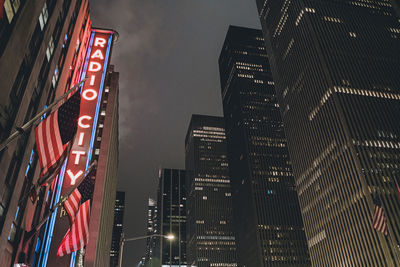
top-left (77, 172), bottom-right (95, 202)
top-left (64, 188), bottom-right (82, 225)
top-left (57, 173), bottom-right (95, 257)
top-left (372, 202), bottom-right (388, 236)
top-left (35, 90), bottom-right (80, 177)
top-left (57, 200), bottom-right (91, 257)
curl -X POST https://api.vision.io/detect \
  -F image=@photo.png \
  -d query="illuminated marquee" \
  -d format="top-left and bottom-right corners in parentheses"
top-left (63, 30), bottom-right (113, 190)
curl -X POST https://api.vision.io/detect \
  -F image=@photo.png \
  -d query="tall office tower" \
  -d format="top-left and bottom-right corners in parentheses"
top-left (255, 0), bottom-right (400, 265)
top-left (154, 169), bottom-right (187, 267)
top-left (0, 0), bottom-right (92, 265)
top-left (144, 198), bottom-right (157, 266)
top-left (110, 191), bottom-right (125, 267)
top-left (218, 26), bottom-right (310, 267)
top-left (185, 114), bottom-right (237, 267)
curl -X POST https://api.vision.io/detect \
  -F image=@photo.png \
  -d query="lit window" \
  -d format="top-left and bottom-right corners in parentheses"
top-left (388, 28), bottom-right (400, 33)
top-left (38, 2), bottom-right (48, 30)
top-left (296, 7), bottom-right (316, 26)
top-left (8, 223), bottom-right (16, 242)
top-left (349, 32), bottom-right (357, 38)
top-left (8, 206), bottom-right (20, 243)
top-left (202, 196), bottom-right (207, 200)
top-left (4, 0), bottom-right (21, 23)
top-left (46, 36), bottom-right (54, 61)
top-left (52, 67), bottom-right (59, 88)
top-left (323, 16), bottom-right (343, 23)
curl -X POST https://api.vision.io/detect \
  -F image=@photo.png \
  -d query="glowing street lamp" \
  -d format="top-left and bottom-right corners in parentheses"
top-left (118, 233), bottom-right (174, 267)
top-left (165, 234), bottom-right (175, 240)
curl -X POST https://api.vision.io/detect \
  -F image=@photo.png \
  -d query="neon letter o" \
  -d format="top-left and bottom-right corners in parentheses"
top-left (82, 89), bottom-right (98, 101)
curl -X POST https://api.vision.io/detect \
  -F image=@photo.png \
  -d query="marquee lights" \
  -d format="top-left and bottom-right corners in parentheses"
top-left (62, 30), bottom-right (113, 189)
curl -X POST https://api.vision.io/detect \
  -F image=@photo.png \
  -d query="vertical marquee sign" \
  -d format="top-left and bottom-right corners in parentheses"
top-left (42, 29), bottom-right (114, 267)
top-left (63, 29), bottom-right (113, 190)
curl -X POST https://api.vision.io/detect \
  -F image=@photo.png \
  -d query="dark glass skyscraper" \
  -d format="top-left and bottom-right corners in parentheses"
top-left (218, 26), bottom-right (310, 267)
top-left (110, 191), bottom-right (125, 267)
top-left (144, 198), bottom-right (157, 266)
top-left (256, 0), bottom-right (400, 265)
top-left (155, 169), bottom-right (187, 266)
top-left (185, 114), bottom-right (237, 267)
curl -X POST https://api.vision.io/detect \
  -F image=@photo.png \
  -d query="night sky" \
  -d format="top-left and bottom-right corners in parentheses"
top-left (91, 1), bottom-right (260, 265)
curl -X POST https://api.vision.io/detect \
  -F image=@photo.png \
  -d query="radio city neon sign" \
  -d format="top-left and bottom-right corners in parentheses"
top-left (63, 30), bottom-right (113, 188)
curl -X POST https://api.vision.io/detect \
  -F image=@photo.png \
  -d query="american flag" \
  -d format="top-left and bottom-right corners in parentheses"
top-left (372, 201), bottom-right (388, 236)
top-left (57, 172), bottom-right (95, 257)
top-left (64, 188), bottom-right (82, 225)
top-left (57, 200), bottom-right (90, 257)
top-left (35, 89), bottom-right (80, 176)
top-left (77, 172), bottom-right (95, 202)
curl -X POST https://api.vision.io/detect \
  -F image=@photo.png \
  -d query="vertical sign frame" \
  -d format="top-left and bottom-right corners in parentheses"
top-left (38, 29), bottom-right (114, 267)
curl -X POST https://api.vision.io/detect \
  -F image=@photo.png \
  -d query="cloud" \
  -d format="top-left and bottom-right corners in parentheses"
top-left (91, 0), bottom-right (260, 265)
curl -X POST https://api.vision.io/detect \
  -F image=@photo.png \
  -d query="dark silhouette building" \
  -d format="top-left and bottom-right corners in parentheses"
top-left (218, 26), bottom-right (310, 267)
top-left (110, 191), bottom-right (125, 267)
top-left (256, 0), bottom-right (400, 265)
top-left (144, 198), bottom-right (157, 266)
top-left (155, 169), bottom-right (187, 267)
top-left (185, 114), bottom-right (237, 267)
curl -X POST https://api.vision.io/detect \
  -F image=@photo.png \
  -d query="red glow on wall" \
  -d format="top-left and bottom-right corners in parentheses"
top-left (63, 30), bottom-right (113, 190)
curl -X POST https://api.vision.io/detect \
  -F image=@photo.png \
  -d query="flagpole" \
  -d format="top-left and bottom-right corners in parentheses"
top-left (0, 77), bottom-right (87, 152)
top-left (18, 141), bottom-right (73, 207)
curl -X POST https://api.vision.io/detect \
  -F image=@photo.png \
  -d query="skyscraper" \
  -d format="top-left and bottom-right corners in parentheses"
top-left (110, 191), bottom-right (125, 267)
top-left (256, 0), bottom-right (400, 265)
top-left (0, 0), bottom-right (92, 265)
top-left (218, 26), bottom-right (310, 267)
top-left (144, 198), bottom-right (157, 266)
top-left (155, 169), bottom-right (187, 267)
top-left (185, 114), bottom-right (237, 267)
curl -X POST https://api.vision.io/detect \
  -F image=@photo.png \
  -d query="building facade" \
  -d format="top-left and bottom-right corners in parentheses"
top-left (218, 26), bottom-right (310, 267)
top-left (185, 114), bottom-right (237, 267)
top-left (0, 6), bottom-right (119, 264)
top-left (44, 37), bottom-right (119, 267)
top-left (0, 0), bottom-right (92, 266)
top-left (256, 0), bottom-right (400, 265)
top-left (155, 169), bottom-right (187, 267)
top-left (110, 191), bottom-right (125, 267)
top-left (144, 198), bottom-right (157, 266)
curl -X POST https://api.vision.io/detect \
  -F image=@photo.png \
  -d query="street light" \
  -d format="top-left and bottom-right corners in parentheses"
top-left (118, 233), bottom-right (174, 267)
